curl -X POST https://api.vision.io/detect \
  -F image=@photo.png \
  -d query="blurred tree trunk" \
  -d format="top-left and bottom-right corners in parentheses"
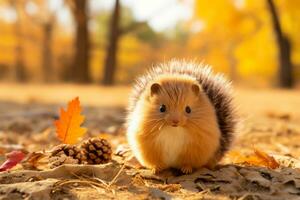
top-left (102, 0), bottom-right (156, 85)
top-left (41, 21), bottom-right (53, 82)
top-left (14, 17), bottom-right (26, 82)
top-left (266, 0), bottom-right (293, 88)
top-left (103, 0), bottom-right (120, 85)
top-left (68, 0), bottom-right (90, 83)
top-left (11, 0), bottom-right (26, 82)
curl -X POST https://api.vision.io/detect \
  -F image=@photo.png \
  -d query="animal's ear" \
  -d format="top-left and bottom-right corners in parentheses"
top-left (150, 83), bottom-right (161, 96)
top-left (191, 84), bottom-right (200, 96)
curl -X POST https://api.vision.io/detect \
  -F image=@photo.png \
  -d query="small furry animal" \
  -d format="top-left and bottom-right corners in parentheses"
top-left (126, 60), bottom-right (237, 174)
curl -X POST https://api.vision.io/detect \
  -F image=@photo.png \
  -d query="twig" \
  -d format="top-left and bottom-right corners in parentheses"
top-left (108, 163), bottom-right (125, 187)
top-left (80, 173), bottom-right (109, 187)
top-left (56, 179), bottom-right (106, 189)
top-left (92, 177), bottom-right (109, 187)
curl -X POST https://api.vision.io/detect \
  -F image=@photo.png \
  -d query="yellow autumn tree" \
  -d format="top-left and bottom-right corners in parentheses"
top-left (192, 0), bottom-right (300, 86)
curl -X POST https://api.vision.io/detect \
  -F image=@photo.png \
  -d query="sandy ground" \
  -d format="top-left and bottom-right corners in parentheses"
top-left (0, 83), bottom-right (130, 107)
top-left (0, 83), bottom-right (300, 199)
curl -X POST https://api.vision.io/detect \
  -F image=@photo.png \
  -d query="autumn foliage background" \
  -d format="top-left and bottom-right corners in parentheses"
top-left (0, 0), bottom-right (299, 87)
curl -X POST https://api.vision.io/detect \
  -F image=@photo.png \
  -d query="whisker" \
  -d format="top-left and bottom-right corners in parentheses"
top-left (158, 122), bottom-right (166, 131)
top-left (145, 118), bottom-right (164, 124)
top-left (149, 122), bottom-right (162, 134)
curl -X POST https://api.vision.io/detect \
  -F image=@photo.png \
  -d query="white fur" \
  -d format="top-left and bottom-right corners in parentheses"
top-left (155, 126), bottom-right (189, 167)
top-left (127, 102), bottom-right (146, 165)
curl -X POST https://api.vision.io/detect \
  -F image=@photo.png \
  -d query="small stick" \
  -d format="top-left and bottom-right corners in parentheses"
top-left (56, 179), bottom-right (106, 189)
top-left (108, 163), bottom-right (126, 187)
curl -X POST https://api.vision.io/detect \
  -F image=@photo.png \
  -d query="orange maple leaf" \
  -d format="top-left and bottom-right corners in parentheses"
top-left (55, 97), bottom-right (87, 144)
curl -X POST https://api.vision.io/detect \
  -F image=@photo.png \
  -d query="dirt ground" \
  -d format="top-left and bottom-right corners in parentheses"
top-left (0, 84), bottom-right (300, 200)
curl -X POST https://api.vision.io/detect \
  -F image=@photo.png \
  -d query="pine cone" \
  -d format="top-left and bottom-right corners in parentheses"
top-left (49, 144), bottom-right (86, 168)
top-left (81, 138), bottom-right (112, 164)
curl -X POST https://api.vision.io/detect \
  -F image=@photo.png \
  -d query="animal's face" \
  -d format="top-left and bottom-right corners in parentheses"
top-left (143, 77), bottom-right (207, 132)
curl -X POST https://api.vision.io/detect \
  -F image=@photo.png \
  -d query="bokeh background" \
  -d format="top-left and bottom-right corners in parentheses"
top-left (0, 0), bottom-right (299, 88)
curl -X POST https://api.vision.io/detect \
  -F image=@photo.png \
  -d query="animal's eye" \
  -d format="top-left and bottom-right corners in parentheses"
top-left (159, 104), bottom-right (166, 113)
top-left (185, 106), bottom-right (191, 114)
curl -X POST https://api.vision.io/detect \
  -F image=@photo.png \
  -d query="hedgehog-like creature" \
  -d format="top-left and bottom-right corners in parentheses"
top-left (126, 60), bottom-right (237, 174)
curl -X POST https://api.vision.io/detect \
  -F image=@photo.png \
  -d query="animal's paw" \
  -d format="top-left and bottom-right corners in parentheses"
top-left (206, 158), bottom-right (217, 170)
top-left (206, 162), bottom-right (217, 170)
top-left (180, 166), bottom-right (193, 174)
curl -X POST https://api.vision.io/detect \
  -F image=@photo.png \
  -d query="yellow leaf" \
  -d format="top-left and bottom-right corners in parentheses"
top-left (55, 97), bottom-right (87, 144)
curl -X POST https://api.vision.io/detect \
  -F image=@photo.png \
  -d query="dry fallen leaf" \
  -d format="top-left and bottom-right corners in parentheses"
top-left (55, 97), bottom-right (87, 144)
top-left (253, 149), bottom-right (280, 169)
top-left (0, 150), bottom-right (26, 172)
top-left (21, 151), bottom-right (48, 170)
top-left (228, 149), bottom-right (280, 169)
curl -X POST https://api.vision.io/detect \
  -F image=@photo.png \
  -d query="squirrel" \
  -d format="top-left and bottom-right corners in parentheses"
top-left (126, 60), bottom-right (237, 174)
